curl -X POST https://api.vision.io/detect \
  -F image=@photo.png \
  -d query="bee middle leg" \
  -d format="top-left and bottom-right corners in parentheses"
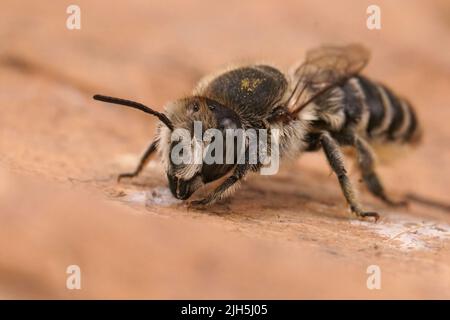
top-left (353, 136), bottom-right (408, 207)
top-left (117, 138), bottom-right (158, 182)
top-left (320, 132), bottom-right (379, 221)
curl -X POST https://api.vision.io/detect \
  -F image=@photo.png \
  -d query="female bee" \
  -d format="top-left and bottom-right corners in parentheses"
top-left (94, 44), bottom-right (421, 220)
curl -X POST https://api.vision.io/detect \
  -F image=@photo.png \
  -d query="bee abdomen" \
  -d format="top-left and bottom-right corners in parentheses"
top-left (354, 76), bottom-right (422, 144)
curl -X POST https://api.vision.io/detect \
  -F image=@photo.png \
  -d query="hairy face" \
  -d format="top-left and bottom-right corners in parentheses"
top-left (158, 96), bottom-right (242, 200)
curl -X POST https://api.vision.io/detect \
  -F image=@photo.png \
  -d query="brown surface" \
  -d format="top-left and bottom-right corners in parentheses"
top-left (0, 0), bottom-right (449, 299)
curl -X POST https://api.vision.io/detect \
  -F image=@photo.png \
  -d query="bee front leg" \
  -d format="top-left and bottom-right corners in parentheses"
top-left (320, 132), bottom-right (379, 221)
top-left (117, 138), bottom-right (158, 182)
top-left (189, 164), bottom-right (250, 207)
top-left (354, 136), bottom-right (408, 207)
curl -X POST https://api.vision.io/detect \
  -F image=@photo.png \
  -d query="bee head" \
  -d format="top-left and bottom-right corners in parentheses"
top-left (159, 96), bottom-right (242, 200)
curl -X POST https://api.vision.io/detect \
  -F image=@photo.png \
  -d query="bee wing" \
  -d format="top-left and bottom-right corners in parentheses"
top-left (288, 44), bottom-right (370, 116)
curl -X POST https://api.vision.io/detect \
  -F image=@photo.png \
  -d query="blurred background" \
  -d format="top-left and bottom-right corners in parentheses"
top-left (0, 0), bottom-right (449, 299)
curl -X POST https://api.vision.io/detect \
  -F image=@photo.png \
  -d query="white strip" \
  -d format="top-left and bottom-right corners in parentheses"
top-left (348, 78), bottom-right (370, 133)
top-left (393, 100), bottom-right (412, 140)
top-left (371, 85), bottom-right (393, 136)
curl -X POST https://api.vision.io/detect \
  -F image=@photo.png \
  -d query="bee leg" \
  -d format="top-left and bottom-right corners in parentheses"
top-left (190, 164), bottom-right (249, 207)
top-left (354, 136), bottom-right (408, 207)
top-left (117, 138), bottom-right (158, 182)
top-left (320, 132), bottom-right (379, 221)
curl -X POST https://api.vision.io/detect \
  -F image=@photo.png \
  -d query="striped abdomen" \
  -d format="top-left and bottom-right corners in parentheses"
top-left (346, 75), bottom-right (422, 145)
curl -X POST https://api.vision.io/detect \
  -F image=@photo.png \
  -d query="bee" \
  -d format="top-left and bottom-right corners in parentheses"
top-left (93, 44), bottom-right (421, 221)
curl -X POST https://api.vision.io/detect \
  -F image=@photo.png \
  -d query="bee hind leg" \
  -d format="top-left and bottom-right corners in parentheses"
top-left (354, 136), bottom-right (408, 207)
top-left (320, 132), bottom-right (379, 221)
top-left (117, 138), bottom-right (158, 182)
